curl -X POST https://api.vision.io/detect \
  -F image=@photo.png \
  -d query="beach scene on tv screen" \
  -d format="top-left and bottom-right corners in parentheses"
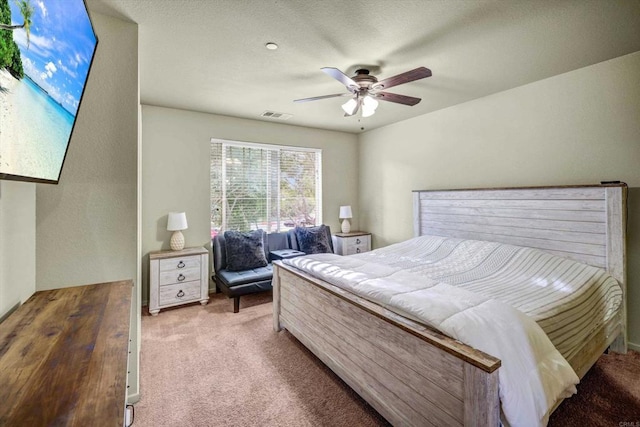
top-left (0, 0), bottom-right (96, 182)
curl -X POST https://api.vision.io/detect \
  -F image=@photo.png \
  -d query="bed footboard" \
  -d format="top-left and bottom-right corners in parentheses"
top-left (273, 263), bottom-right (501, 427)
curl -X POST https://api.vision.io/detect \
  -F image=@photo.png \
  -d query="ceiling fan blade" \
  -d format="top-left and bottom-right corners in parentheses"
top-left (294, 93), bottom-right (351, 103)
top-left (372, 67), bottom-right (432, 91)
top-left (376, 92), bottom-right (422, 106)
top-left (321, 67), bottom-right (359, 91)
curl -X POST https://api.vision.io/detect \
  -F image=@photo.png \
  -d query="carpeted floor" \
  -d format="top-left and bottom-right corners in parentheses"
top-left (135, 292), bottom-right (639, 426)
top-left (548, 347), bottom-right (640, 426)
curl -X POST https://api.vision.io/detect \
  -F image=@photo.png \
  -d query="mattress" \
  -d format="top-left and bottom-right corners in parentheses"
top-left (345, 235), bottom-right (622, 362)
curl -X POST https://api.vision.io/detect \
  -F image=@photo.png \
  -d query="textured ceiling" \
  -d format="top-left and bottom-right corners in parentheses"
top-left (87, 0), bottom-right (640, 134)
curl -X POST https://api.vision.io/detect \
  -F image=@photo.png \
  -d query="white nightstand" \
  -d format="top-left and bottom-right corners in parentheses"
top-left (149, 247), bottom-right (209, 316)
top-left (333, 231), bottom-right (371, 255)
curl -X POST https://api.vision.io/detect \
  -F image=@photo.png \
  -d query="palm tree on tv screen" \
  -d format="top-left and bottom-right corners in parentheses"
top-left (0, 0), bottom-right (33, 47)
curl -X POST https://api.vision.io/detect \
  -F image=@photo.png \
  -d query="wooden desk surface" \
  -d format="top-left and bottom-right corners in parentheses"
top-left (0, 280), bottom-right (133, 426)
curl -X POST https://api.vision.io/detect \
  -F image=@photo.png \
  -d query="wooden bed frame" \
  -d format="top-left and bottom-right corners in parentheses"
top-left (273, 184), bottom-right (627, 426)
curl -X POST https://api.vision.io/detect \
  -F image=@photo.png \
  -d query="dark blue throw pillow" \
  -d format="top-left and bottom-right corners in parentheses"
top-left (224, 229), bottom-right (268, 271)
top-left (295, 225), bottom-right (331, 254)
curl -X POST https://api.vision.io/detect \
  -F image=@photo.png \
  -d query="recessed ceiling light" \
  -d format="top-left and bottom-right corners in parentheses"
top-left (265, 42), bottom-right (278, 50)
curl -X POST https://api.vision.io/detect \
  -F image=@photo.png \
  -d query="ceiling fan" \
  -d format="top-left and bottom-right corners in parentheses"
top-left (294, 66), bottom-right (432, 117)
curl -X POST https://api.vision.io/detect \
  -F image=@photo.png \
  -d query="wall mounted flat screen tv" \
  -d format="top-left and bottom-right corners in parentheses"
top-left (0, 0), bottom-right (97, 184)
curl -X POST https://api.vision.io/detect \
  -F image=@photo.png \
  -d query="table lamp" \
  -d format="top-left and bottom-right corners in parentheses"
top-left (167, 212), bottom-right (188, 250)
top-left (339, 205), bottom-right (352, 233)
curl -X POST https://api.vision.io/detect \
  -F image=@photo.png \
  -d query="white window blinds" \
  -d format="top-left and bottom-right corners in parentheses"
top-left (210, 140), bottom-right (322, 236)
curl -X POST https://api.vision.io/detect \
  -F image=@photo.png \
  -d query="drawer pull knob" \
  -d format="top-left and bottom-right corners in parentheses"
top-left (176, 290), bottom-right (185, 298)
top-left (356, 248), bottom-right (361, 253)
top-left (177, 261), bottom-right (186, 269)
top-left (177, 274), bottom-right (186, 282)
top-left (356, 238), bottom-right (361, 244)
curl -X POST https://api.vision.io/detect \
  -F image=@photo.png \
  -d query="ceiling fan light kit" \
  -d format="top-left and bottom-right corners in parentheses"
top-left (341, 93), bottom-right (379, 117)
top-left (295, 66), bottom-right (432, 118)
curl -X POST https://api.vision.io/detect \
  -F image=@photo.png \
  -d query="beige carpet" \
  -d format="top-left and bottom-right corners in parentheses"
top-left (136, 292), bottom-right (639, 426)
top-left (136, 292), bottom-right (388, 426)
top-left (548, 347), bottom-right (640, 426)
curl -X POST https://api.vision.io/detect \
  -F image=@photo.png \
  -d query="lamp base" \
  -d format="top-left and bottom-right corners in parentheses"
top-left (170, 230), bottom-right (185, 251)
top-left (341, 219), bottom-right (351, 234)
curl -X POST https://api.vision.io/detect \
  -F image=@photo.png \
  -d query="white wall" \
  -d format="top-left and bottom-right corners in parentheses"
top-left (0, 181), bottom-right (35, 320)
top-left (36, 13), bottom-right (138, 291)
top-left (141, 105), bottom-right (358, 303)
top-left (358, 51), bottom-right (640, 348)
top-left (35, 12), bottom-right (140, 401)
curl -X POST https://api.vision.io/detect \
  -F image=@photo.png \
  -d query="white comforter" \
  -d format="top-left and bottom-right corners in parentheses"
top-left (284, 250), bottom-right (580, 427)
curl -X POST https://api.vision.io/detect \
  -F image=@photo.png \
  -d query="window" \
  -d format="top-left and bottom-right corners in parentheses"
top-left (210, 139), bottom-right (322, 237)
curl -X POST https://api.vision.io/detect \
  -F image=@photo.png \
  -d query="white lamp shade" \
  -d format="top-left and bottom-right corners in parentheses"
top-left (339, 205), bottom-right (352, 219)
top-left (341, 98), bottom-right (358, 115)
top-left (167, 212), bottom-right (188, 231)
top-left (362, 96), bottom-right (378, 117)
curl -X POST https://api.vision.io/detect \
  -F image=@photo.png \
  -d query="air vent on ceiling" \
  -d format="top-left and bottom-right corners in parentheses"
top-left (261, 111), bottom-right (293, 120)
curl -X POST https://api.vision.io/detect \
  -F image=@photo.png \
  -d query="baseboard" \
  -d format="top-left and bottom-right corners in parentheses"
top-left (0, 301), bottom-right (21, 324)
top-left (628, 341), bottom-right (640, 352)
top-left (127, 391), bottom-right (140, 404)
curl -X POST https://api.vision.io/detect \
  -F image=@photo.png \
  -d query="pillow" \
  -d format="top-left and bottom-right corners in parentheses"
top-left (224, 230), bottom-right (268, 271)
top-left (295, 225), bottom-right (332, 254)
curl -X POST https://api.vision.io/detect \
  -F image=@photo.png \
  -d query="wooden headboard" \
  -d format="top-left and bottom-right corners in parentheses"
top-left (413, 184), bottom-right (628, 350)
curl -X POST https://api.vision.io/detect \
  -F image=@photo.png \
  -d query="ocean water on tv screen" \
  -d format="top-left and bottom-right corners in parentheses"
top-left (0, 76), bottom-right (74, 182)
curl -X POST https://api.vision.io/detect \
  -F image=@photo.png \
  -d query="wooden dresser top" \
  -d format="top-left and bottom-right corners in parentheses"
top-left (0, 280), bottom-right (132, 426)
top-left (149, 246), bottom-right (207, 260)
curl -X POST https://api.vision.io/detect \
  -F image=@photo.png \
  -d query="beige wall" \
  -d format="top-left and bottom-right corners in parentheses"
top-left (141, 105), bottom-right (358, 303)
top-left (0, 181), bottom-right (36, 319)
top-left (35, 12), bottom-right (140, 400)
top-left (358, 51), bottom-right (640, 348)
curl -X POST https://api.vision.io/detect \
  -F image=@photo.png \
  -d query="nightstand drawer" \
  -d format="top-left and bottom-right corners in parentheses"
top-left (345, 235), bottom-right (370, 248)
top-left (159, 267), bottom-right (201, 286)
top-left (159, 256), bottom-right (201, 272)
top-left (344, 244), bottom-right (368, 255)
top-left (159, 281), bottom-right (201, 305)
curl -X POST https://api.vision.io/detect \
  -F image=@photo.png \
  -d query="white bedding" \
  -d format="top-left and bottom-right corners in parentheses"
top-left (342, 235), bottom-right (623, 362)
top-left (283, 235), bottom-right (623, 426)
